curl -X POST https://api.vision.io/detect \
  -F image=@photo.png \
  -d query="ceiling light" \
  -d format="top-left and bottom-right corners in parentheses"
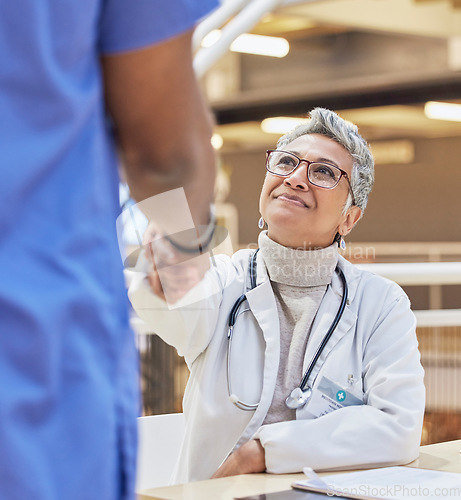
top-left (424, 101), bottom-right (461, 122)
top-left (369, 140), bottom-right (414, 165)
top-left (230, 33), bottom-right (289, 58)
top-left (211, 133), bottom-right (223, 150)
top-left (261, 117), bottom-right (309, 134)
top-left (201, 30), bottom-right (289, 58)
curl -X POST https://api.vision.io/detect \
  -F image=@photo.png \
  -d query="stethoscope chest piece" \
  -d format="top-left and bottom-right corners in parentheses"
top-left (285, 386), bottom-right (312, 410)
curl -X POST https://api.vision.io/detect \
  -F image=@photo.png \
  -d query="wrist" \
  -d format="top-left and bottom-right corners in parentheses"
top-left (163, 204), bottom-right (216, 254)
top-left (236, 439), bottom-right (266, 474)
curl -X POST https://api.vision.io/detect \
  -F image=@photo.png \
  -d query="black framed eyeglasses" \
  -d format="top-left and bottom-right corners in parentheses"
top-left (266, 150), bottom-right (356, 206)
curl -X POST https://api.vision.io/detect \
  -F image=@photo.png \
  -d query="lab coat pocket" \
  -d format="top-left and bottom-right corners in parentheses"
top-left (304, 376), bottom-right (364, 419)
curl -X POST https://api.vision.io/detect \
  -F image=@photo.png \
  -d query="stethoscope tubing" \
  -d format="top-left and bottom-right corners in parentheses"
top-left (226, 249), bottom-right (348, 411)
top-left (298, 266), bottom-right (347, 391)
top-left (227, 250), bottom-right (260, 410)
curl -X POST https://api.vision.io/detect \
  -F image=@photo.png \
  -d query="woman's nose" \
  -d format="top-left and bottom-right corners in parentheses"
top-left (283, 164), bottom-right (309, 190)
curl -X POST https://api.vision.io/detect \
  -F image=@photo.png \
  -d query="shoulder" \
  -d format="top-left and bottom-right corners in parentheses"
top-left (231, 248), bottom-right (255, 271)
top-left (207, 248), bottom-right (254, 286)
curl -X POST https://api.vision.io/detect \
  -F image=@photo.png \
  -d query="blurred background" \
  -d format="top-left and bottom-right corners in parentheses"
top-left (128, 0), bottom-right (461, 446)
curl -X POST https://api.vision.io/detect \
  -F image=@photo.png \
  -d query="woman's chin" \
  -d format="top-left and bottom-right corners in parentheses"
top-left (266, 215), bottom-right (308, 234)
top-left (266, 220), bottom-right (327, 249)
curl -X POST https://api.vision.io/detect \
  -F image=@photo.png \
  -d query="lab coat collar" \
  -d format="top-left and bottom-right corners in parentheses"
top-left (254, 247), bottom-right (270, 287)
top-left (336, 254), bottom-right (362, 303)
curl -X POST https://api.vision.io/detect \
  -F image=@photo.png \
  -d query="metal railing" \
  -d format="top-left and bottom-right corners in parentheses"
top-left (193, 0), bottom-right (330, 78)
top-left (348, 241), bottom-right (461, 310)
top-left (357, 261), bottom-right (461, 286)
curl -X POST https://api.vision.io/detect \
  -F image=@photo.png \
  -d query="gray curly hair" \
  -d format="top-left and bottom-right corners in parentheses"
top-left (276, 108), bottom-right (374, 216)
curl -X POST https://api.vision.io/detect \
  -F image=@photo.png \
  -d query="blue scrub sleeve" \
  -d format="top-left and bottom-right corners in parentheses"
top-left (99, 0), bottom-right (219, 54)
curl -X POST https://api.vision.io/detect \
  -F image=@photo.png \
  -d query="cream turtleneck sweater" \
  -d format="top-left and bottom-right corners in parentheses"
top-left (258, 231), bottom-right (338, 424)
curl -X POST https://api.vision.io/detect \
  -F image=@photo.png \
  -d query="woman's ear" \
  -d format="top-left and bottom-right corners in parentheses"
top-left (339, 206), bottom-right (361, 237)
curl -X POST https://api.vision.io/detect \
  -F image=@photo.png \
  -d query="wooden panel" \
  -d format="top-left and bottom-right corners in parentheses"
top-left (139, 335), bottom-right (177, 415)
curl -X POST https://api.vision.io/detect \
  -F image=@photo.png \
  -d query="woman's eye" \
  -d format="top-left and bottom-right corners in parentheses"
top-left (313, 164), bottom-right (335, 178)
top-left (278, 155), bottom-right (296, 166)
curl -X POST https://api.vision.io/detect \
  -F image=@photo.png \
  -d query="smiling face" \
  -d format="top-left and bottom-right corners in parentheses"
top-left (259, 133), bottom-right (361, 249)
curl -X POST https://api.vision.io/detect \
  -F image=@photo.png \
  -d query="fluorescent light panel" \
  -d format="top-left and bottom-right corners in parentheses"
top-left (230, 33), bottom-right (289, 58)
top-left (424, 101), bottom-right (461, 122)
top-left (261, 117), bottom-right (309, 134)
top-left (202, 30), bottom-right (289, 58)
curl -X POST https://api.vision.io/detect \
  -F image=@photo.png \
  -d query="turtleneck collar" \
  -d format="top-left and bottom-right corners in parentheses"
top-left (258, 231), bottom-right (338, 287)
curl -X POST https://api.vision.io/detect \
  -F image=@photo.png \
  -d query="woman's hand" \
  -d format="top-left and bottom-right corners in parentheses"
top-left (142, 221), bottom-right (209, 304)
top-left (211, 440), bottom-right (266, 479)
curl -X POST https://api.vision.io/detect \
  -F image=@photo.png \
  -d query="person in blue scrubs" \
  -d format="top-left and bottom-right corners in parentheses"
top-left (0, 1), bottom-right (217, 499)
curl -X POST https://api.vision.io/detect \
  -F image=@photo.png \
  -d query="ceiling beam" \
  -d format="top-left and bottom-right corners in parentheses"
top-left (280, 0), bottom-right (461, 38)
top-left (213, 73), bottom-right (461, 124)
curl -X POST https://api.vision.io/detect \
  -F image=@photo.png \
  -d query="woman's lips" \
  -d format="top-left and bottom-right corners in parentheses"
top-left (276, 194), bottom-right (308, 208)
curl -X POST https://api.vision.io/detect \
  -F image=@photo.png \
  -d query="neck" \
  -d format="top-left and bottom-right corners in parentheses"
top-left (266, 229), bottom-right (336, 250)
top-left (258, 231), bottom-right (339, 287)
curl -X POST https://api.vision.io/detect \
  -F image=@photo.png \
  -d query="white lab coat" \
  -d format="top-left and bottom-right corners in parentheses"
top-left (128, 249), bottom-right (425, 484)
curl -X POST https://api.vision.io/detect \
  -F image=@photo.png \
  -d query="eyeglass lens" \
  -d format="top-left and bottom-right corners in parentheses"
top-left (267, 151), bottom-right (341, 189)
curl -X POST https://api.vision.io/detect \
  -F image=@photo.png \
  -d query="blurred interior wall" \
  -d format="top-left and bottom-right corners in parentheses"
top-left (221, 134), bottom-right (461, 246)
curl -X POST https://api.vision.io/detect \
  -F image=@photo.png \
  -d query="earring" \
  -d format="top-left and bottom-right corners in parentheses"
top-left (339, 236), bottom-right (346, 251)
top-left (258, 217), bottom-right (265, 229)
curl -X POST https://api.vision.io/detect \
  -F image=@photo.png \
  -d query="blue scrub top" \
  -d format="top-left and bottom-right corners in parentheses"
top-left (0, 1), bottom-right (217, 499)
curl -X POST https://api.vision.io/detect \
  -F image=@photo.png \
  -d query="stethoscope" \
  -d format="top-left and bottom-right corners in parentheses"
top-left (227, 249), bottom-right (348, 411)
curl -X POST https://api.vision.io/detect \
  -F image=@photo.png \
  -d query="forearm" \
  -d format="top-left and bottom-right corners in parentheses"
top-left (256, 403), bottom-right (423, 474)
top-left (120, 95), bottom-right (215, 227)
top-left (102, 29), bottom-right (216, 227)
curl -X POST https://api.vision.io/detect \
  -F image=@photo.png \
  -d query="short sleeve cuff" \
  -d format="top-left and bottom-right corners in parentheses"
top-left (99, 0), bottom-right (219, 54)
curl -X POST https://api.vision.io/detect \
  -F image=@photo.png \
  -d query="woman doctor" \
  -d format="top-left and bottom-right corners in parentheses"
top-left (128, 108), bottom-right (425, 484)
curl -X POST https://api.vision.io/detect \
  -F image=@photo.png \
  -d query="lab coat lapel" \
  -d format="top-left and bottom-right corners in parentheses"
top-left (234, 274), bottom-right (280, 445)
top-left (302, 260), bottom-right (357, 387)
